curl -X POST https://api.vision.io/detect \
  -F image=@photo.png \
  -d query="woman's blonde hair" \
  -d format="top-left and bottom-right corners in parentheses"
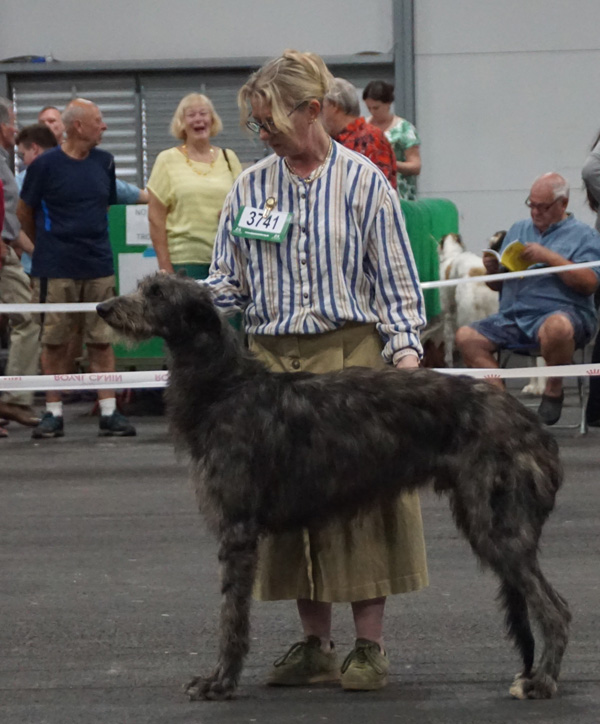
top-left (169, 93), bottom-right (223, 140)
top-left (238, 49), bottom-right (333, 135)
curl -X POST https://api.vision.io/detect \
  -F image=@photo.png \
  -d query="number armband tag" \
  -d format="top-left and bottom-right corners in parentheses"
top-left (231, 205), bottom-right (292, 243)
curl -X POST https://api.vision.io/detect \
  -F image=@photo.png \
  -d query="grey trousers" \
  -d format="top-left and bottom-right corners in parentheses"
top-left (0, 246), bottom-right (40, 406)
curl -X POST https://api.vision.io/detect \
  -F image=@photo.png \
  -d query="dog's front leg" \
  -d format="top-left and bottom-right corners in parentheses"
top-left (186, 521), bottom-right (259, 701)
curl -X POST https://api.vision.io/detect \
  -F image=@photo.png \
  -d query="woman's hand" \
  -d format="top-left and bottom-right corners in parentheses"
top-left (395, 354), bottom-right (420, 370)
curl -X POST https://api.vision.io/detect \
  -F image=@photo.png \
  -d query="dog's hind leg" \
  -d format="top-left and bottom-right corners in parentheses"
top-left (186, 521), bottom-right (259, 701)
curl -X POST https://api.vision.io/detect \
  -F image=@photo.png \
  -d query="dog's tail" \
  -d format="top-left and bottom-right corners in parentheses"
top-left (497, 580), bottom-right (535, 677)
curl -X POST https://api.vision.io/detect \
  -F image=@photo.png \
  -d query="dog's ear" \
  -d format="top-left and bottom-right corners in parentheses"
top-left (183, 293), bottom-right (222, 336)
top-left (148, 280), bottom-right (167, 299)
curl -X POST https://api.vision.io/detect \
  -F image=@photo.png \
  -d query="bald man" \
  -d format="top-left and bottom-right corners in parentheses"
top-left (456, 172), bottom-right (600, 425)
top-left (38, 104), bottom-right (148, 204)
top-left (18, 99), bottom-right (136, 439)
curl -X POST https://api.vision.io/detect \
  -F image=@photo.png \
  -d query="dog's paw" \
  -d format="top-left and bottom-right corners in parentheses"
top-left (184, 674), bottom-right (235, 701)
top-left (509, 673), bottom-right (557, 700)
top-left (521, 380), bottom-right (546, 396)
top-left (509, 675), bottom-right (529, 700)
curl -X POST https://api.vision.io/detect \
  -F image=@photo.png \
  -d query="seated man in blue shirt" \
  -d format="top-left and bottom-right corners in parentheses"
top-left (456, 172), bottom-right (600, 425)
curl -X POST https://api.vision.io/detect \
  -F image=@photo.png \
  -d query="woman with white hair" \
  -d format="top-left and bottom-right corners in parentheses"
top-left (205, 49), bottom-right (428, 692)
top-left (321, 77), bottom-right (397, 185)
top-left (147, 93), bottom-right (242, 279)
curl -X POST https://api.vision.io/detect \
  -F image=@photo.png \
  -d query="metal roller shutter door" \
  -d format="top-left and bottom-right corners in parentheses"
top-left (10, 76), bottom-right (142, 184)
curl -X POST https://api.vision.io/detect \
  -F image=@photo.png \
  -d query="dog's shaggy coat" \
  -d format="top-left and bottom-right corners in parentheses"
top-left (97, 273), bottom-right (570, 702)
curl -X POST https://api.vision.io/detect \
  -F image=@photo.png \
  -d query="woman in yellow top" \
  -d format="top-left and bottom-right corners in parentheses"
top-left (147, 93), bottom-right (242, 279)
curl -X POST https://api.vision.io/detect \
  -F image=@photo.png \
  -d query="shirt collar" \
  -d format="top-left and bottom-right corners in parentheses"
top-left (539, 212), bottom-right (573, 236)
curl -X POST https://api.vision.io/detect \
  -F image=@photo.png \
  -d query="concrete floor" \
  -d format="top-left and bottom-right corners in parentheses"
top-left (1, 388), bottom-right (599, 724)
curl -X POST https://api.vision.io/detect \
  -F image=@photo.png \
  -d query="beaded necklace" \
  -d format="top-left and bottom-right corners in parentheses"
top-left (182, 145), bottom-right (216, 176)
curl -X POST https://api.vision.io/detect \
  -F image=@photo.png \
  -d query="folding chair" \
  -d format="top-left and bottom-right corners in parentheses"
top-left (498, 344), bottom-right (588, 435)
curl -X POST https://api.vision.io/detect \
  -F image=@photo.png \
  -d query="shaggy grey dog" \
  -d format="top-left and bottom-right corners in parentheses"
top-left (97, 273), bottom-right (570, 703)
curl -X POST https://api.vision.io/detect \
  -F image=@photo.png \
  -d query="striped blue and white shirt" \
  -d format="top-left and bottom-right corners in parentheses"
top-left (206, 141), bottom-right (425, 363)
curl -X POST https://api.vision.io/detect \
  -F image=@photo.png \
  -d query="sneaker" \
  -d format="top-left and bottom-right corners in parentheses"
top-left (31, 412), bottom-right (64, 439)
top-left (340, 638), bottom-right (389, 691)
top-left (98, 410), bottom-right (136, 437)
top-left (267, 636), bottom-right (340, 686)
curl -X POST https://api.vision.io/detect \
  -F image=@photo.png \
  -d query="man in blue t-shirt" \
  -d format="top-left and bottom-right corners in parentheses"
top-left (456, 172), bottom-right (600, 426)
top-left (38, 104), bottom-right (149, 205)
top-left (18, 98), bottom-right (136, 439)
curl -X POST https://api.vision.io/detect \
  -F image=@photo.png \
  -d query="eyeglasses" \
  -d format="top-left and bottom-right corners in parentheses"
top-left (246, 101), bottom-right (308, 135)
top-left (525, 197), bottom-right (562, 213)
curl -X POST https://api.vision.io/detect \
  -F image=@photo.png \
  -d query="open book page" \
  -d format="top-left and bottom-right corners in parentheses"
top-left (482, 240), bottom-right (531, 272)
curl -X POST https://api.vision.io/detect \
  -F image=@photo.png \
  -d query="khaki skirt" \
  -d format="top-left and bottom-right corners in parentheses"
top-left (249, 323), bottom-right (429, 603)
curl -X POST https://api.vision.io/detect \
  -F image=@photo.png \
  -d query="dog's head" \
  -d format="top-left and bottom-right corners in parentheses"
top-left (438, 234), bottom-right (466, 274)
top-left (97, 272), bottom-right (221, 345)
top-left (487, 230), bottom-right (507, 253)
top-left (438, 232), bottom-right (465, 264)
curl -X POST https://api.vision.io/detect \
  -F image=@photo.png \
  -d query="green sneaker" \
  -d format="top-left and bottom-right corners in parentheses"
top-left (341, 638), bottom-right (389, 691)
top-left (267, 636), bottom-right (340, 686)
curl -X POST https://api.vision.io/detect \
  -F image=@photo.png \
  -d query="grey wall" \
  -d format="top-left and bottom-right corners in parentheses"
top-left (415, 0), bottom-right (600, 247)
top-left (3, 0), bottom-right (600, 249)
top-left (0, 0), bottom-right (392, 61)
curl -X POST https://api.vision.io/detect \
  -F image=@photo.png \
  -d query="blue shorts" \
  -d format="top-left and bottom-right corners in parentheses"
top-left (471, 309), bottom-right (591, 350)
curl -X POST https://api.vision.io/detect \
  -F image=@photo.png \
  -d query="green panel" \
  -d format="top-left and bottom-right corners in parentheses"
top-left (108, 205), bottom-right (165, 364)
top-left (400, 198), bottom-right (460, 321)
top-left (418, 198), bottom-right (459, 240)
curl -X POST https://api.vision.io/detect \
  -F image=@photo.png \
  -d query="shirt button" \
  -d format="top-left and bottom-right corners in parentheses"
top-left (301, 259), bottom-right (307, 265)
top-left (303, 292), bottom-right (309, 298)
top-left (291, 359), bottom-right (301, 370)
top-left (301, 226), bottom-right (306, 233)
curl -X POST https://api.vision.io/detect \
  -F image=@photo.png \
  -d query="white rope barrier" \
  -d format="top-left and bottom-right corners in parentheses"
top-left (0, 371), bottom-right (169, 392)
top-left (0, 302), bottom-right (99, 313)
top-left (1, 261), bottom-right (600, 313)
top-left (420, 259), bottom-right (600, 290)
top-left (1, 364), bottom-right (599, 392)
top-left (0, 260), bottom-right (598, 391)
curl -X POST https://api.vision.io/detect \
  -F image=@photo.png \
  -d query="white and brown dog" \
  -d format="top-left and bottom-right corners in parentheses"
top-left (438, 232), bottom-right (505, 367)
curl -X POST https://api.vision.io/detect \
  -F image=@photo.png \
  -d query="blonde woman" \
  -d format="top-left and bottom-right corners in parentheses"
top-left (204, 50), bottom-right (428, 692)
top-left (147, 93), bottom-right (242, 279)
